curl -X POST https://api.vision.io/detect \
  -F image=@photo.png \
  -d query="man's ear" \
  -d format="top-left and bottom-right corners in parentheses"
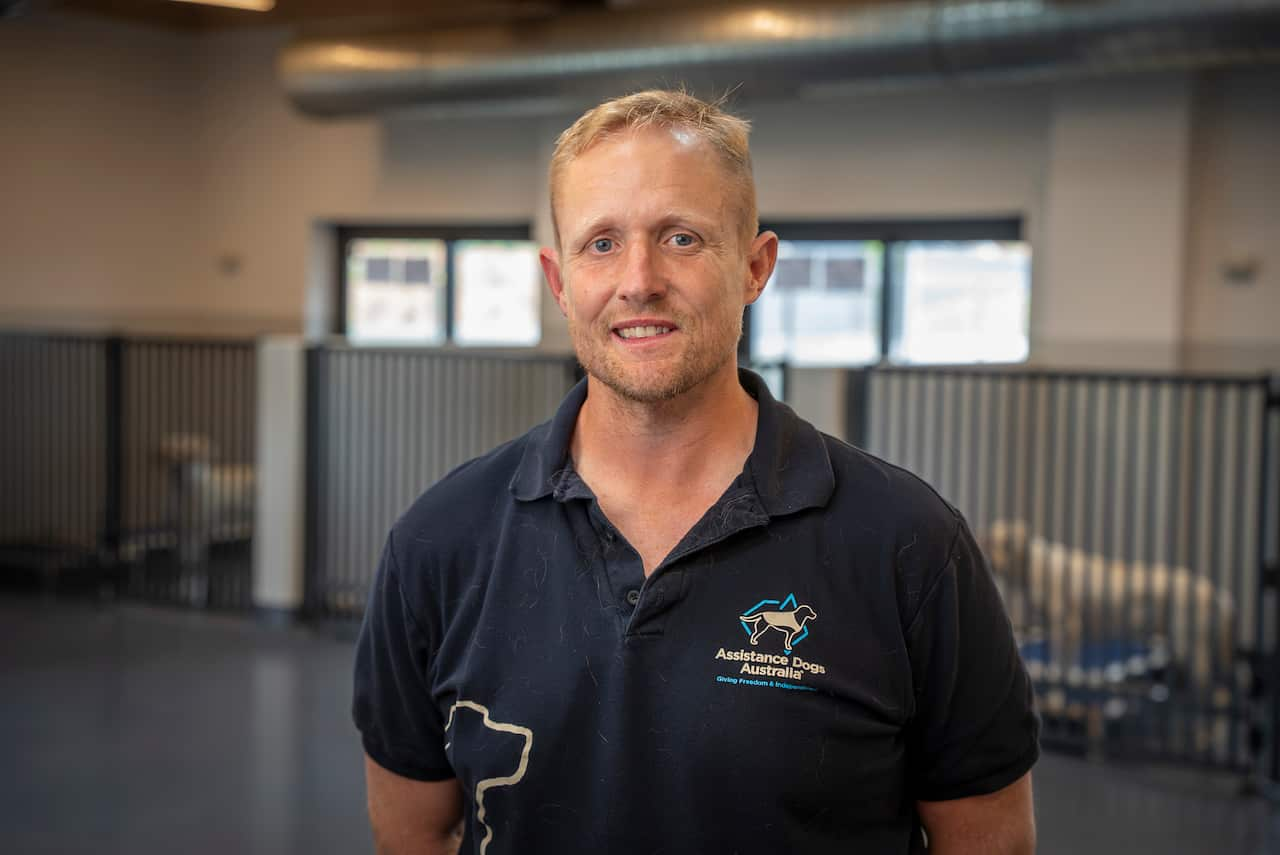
top-left (539, 247), bottom-right (569, 317)
top-left (744, 230), bottom-right (779, 306)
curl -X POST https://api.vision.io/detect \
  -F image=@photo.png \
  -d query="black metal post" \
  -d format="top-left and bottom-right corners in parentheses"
top-left (845, 367), bottom-right (870, 448)
top-left (1264, 379), bottom-right (1280, 785)
top-left (101, 336), bottom-right (124, 583)
top-left (303, 346), bottom-right (323, 618)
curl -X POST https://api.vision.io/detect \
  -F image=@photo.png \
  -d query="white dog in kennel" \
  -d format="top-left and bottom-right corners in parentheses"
top-left (157, 433), bottom-right (255, 577)
top-left (984, 518), bottom-right (1236, 690)
top-left (983, 518), bottom-right (1239, 755)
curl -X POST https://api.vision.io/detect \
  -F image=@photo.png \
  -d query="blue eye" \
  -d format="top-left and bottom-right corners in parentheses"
top-left (592, 238), bottom-right (614, 253)
top-left (670, 233), bottom-right (695, 247)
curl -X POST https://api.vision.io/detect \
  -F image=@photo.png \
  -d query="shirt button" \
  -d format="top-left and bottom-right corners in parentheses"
top-left (625, 589), bottom-right (641, 607)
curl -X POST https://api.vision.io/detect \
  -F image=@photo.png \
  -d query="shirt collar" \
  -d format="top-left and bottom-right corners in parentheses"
top-left (509, 368), bottom-right (835, 518)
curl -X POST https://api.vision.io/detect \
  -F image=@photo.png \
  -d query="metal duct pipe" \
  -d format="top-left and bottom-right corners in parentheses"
top-left (279, 0), bottom-right (1280, 117)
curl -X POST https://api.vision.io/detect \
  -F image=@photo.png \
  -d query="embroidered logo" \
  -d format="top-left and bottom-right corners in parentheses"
top-left (714, 592), bottom-right (826, 691)
top-left (739, 593), bottom-right (817, 653)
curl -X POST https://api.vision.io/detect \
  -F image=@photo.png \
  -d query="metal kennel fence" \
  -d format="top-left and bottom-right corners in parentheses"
top-left (849, 366), bottom-right (1280, 784)
top-left (303, 346), bottom-right (578, 619)
top-left (0, 332), bottom-right (257, 610)
top-left (0, 334), bottom-right (108, 584)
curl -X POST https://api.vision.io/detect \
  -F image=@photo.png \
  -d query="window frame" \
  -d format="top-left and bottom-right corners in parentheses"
top-left (744, 217), bottom-right (1026, 365)
top-left (335, 223), bottom-right (535, 345)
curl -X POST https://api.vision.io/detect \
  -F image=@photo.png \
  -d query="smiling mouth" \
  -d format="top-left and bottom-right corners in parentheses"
top-left (614, 324), bottom-right (675, 340)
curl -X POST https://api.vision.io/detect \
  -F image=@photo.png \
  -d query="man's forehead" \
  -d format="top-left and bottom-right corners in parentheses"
top-left (576, 120), bottom-right (706, 156)
top-left (558, 127), bottom-right (731, 219)
top-left (567, 122), bottom-right (713, 168)
top-left (559, 191), bottom-right (731, 243)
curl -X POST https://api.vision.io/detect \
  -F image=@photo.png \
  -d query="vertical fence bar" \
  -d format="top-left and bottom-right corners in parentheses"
top-left (102, 337), bottom-right (124, 580)
top-left (1231, 384), bottom-right (1251, 768)
top-left (1262, 380), bottom-right (1280, 784)
top-left (197, 343), bottom-right (211, 607)
top-left (303, 347), bottom-right (321, 617)
top-left (52, 341), bottom-right (64, 563)
top-left (1099, 381), bottom-right (1116, 732)
top-left (1188, 383), bottom-right (1206, 763)
top-left (845, 368), bottom-right (869, 449)
top-left (1207, 384), bottom-right (1227, 766)
top-left (147, 341), bottom-right (162, 599)
top-left (225, 344), bottom-right (238, 607)
top-left (37, 339), bottom-right (50, 572)
top-left (913, 373), bottom-right (927, 479)
top-left (1078, 381), bottom-right (1095, 697)
top-left (1126, 382), bottom-right (1147, 757)
top-left (338, 349), bottom-right (353, 609)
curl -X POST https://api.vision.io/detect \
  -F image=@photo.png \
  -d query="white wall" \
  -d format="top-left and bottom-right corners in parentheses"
top-left (2, 12), bottom-right (1277, 372)
top-left (0, 13), bottom-right (202, 332)
top-left (1183, 68), bottom-right (1280, 372)
top-left (189, 29), bottom-right (550, 339)
top-left (0, 16), bottom-right (551, 337)
top-left (749, 85), bottom-right (1048, 224)
top-left (1036, 74), bottom-right (1193, 370)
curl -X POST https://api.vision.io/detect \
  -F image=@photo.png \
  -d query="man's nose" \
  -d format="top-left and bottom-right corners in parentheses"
top-left (616, 242), bottom-right (668, 304)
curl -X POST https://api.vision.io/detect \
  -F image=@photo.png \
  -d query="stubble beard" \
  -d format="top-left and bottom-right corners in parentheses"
top-left (569, 309), bottom-right (743, 405)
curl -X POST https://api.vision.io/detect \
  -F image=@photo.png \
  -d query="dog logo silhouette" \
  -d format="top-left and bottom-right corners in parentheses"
top-left (739, 593), bottom-right (817, 654)
top-left (443, 700), bottom-right (533, 855)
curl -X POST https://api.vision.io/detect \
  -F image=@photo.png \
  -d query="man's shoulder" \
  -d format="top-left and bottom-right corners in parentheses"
top-left (810, 431), bottom-right (965, 584)
top-left (389, 420), bottom-right (546, 554)
top-left (821, 433), bottom-right (960, 527)
top-left (814, 432), bottom-right (972, 627)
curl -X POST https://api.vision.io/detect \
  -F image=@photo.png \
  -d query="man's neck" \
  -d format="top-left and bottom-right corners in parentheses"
top-left (570, 365), bottom-right (758, 498)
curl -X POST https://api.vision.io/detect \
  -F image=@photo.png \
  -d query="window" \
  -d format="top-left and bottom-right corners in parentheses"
top-left (751, 240), bottom-right (883, 365)
top-left (889, 241), bottom-right (1030, 364)
top-left (452, 241), bottom-right (542, 347)
top-left (747, 219), bottom-right (1030, 367)
top-left (345, 237), bottom-right (448, 345)
top-left (338, 225), bottom-right (541, 347)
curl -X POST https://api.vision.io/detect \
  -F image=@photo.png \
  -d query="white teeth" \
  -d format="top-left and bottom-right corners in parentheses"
top-left (618, 325), bottom-right (672, 339)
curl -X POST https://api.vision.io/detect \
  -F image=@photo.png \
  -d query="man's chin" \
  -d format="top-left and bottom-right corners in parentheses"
top-left (594, 372), bottom-right (688, 404)
top-left (581, 353), bottom-right (736, 406)
top-left (574, 358), bottom-right (679, 403)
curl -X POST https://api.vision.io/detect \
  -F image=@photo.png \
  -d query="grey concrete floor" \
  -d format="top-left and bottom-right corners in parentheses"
top-left (2, 594), bottom-right (1278, 855)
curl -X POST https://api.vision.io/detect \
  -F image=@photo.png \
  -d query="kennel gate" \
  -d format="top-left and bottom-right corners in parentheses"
top-left (0, 332), bottom-right (257, 610)
top-left (849, 366), bottom-right (1279, 784)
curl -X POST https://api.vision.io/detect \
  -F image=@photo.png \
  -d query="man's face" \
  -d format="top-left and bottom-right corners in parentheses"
top-left (541, 125), bottom-right (776, 405)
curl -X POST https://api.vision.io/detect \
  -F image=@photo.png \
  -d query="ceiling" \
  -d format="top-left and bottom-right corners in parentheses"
top-left (36, 0), bottom-right (608, 32)
top-left (29, 0), bottom-right (907, 33)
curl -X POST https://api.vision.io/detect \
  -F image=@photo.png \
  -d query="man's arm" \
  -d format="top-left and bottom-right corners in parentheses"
top-left (917, 770), bottom-right (1035, 855)
top-left (365, 754), bottom-right (464, 855)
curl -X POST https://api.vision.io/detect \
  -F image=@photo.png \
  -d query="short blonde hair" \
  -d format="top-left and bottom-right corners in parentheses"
top-left (549, 89), bottom-right (758, 247)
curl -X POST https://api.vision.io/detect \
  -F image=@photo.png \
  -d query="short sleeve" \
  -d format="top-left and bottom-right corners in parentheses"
top-left (904, 517), bottom-right (1040, 801)
top-left (352, 532), bottom-right (455, 781)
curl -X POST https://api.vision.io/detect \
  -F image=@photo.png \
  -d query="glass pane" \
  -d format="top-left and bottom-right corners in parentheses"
top-left (365, 257), bottom-right (392, 282)
top-left (750, 240), bottom-right (882, 366)
top-left (774, 257), bottom-right (812, 289)
top-left (889, 241), bottom-right (1031, 365)
top-left (346, 238), bottom-right (448, 345)
top-left (453, 240), bottom-right (541, 347)
top-left (403, 258), bottom-right (432, 284)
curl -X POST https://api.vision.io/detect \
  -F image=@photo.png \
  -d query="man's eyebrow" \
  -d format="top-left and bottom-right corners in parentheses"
top-left (567, 216), bottom-right (619, 243)
top-left (654, 211), bottom-right (719, 232)
top-left (564, 211), bottom-right (725, 251)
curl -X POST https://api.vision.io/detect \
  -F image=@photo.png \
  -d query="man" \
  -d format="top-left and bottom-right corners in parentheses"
top-left (354, 90), bottom-right (1039, 854)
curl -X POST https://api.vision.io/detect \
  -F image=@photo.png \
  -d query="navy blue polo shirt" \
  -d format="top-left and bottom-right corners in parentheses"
top-left (353, 369), bottom-right (1039, 854)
